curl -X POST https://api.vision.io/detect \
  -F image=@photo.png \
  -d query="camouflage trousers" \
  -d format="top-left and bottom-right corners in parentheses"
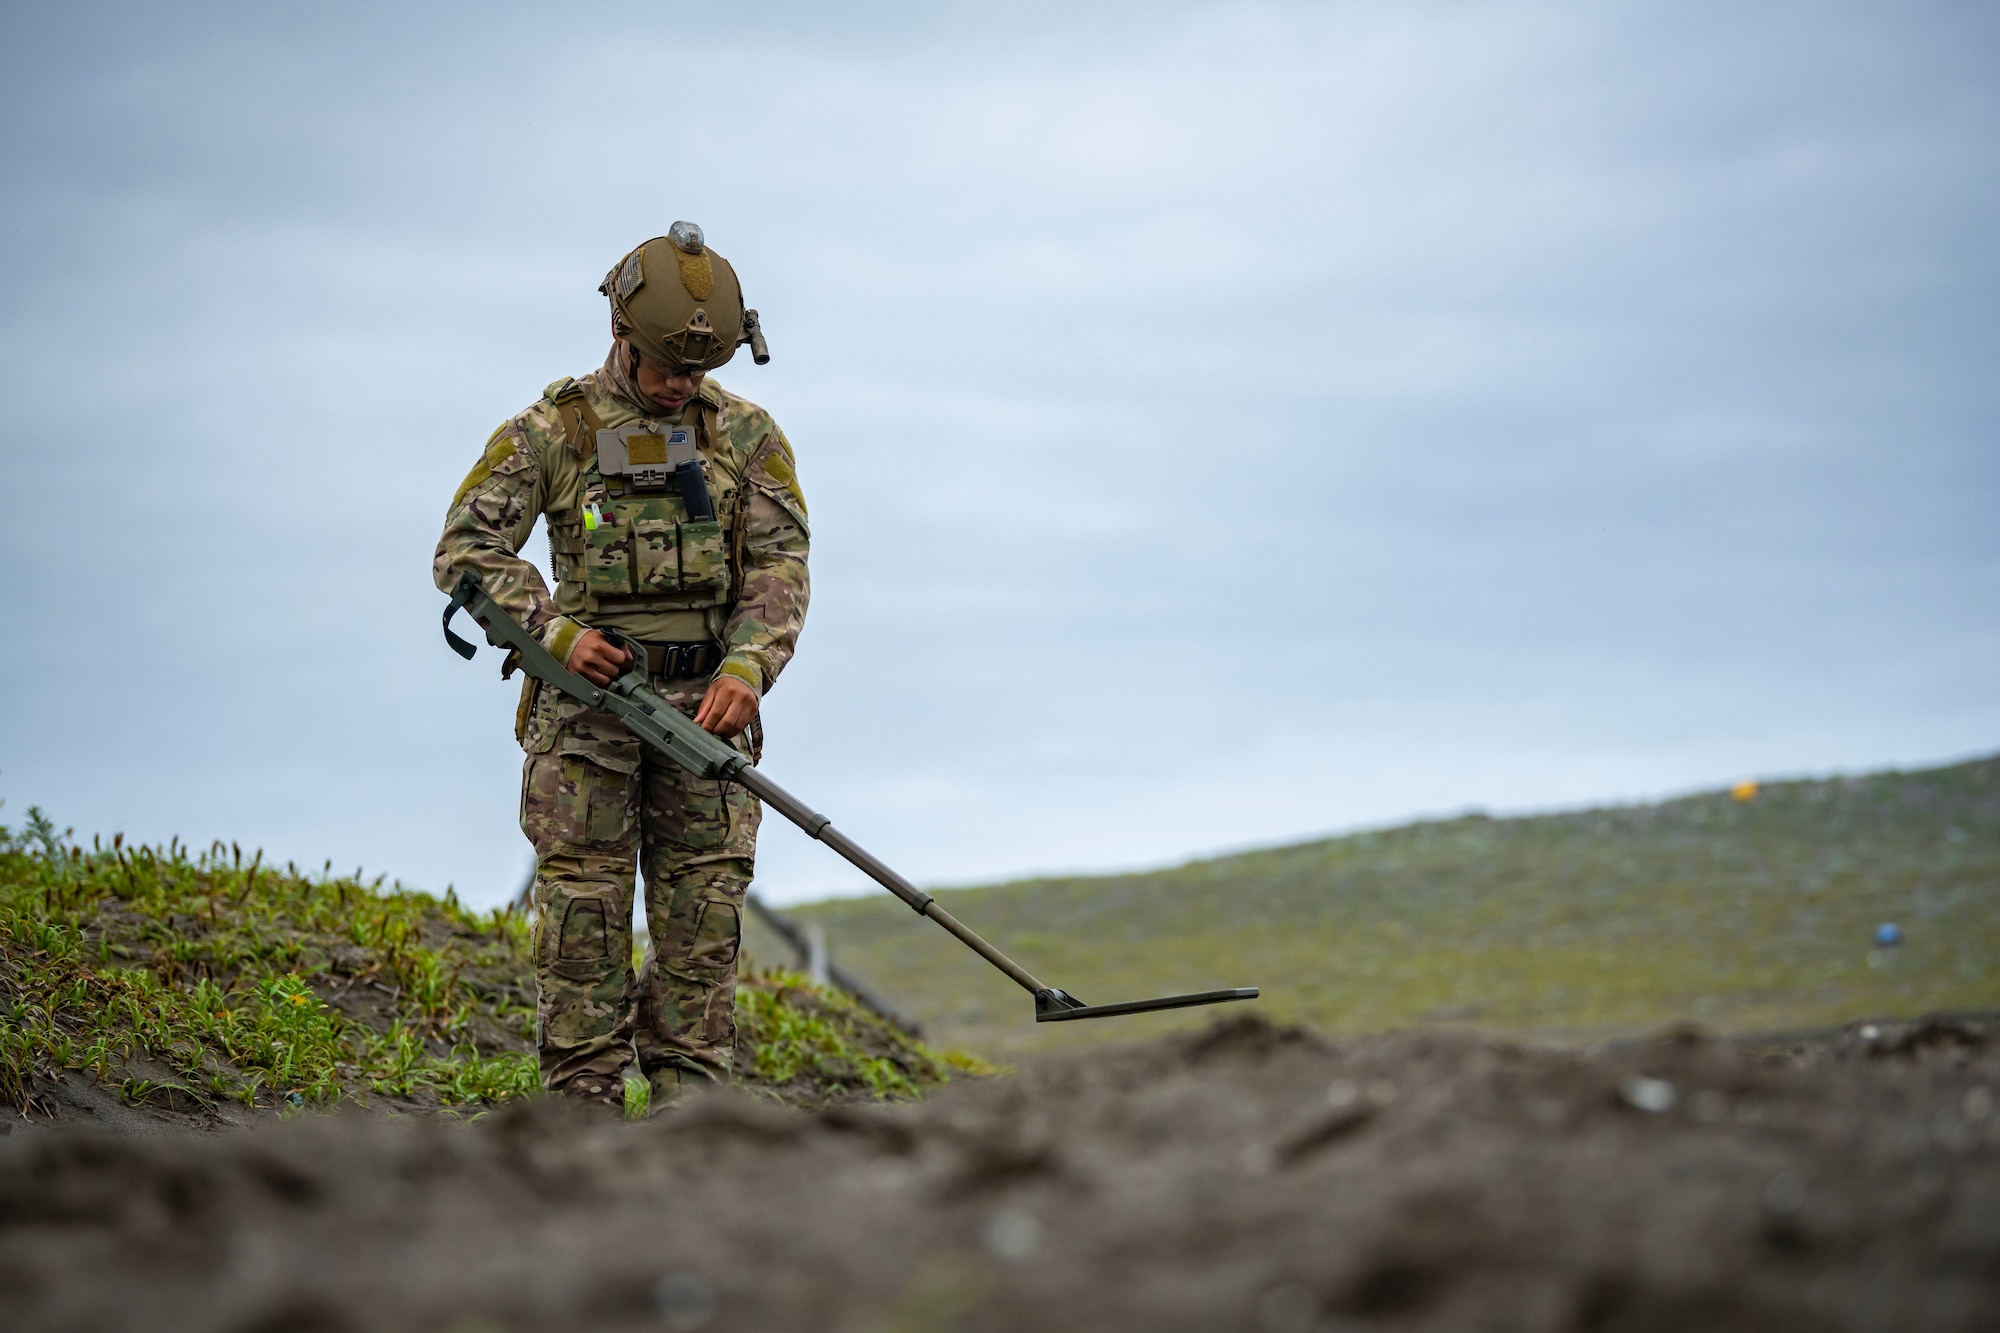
top-left (517, 675), bottom-right (762, 1101)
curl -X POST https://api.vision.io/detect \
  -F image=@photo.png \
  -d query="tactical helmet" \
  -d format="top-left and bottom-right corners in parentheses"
top-left (599, 222), bottom-right (769, 372)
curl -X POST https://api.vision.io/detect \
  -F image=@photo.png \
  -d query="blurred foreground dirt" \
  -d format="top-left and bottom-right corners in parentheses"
top-left (1, 1013), bottom-right (1995, 1333)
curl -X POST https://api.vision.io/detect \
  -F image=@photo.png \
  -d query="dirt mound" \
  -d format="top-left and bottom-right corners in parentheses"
top-left (3, 1013), bottom-right (1995, 1332)
top-left (0, 820), bottom-right (976, 1125)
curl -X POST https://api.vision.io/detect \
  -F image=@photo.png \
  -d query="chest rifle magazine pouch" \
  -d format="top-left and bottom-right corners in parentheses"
top-left (582, 490), bottom-right (633, 597)
top-left (594, 423), bottom-right (731, 599)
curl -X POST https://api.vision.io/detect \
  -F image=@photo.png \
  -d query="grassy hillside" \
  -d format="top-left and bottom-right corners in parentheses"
top-left (0, 809), bottom-right (982, 1122)
top-left (755, 754), bottom-right (2000, 1059)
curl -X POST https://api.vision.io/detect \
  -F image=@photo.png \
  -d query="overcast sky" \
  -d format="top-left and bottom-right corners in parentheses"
top-left (2, 0), bottom-right (1995, 908)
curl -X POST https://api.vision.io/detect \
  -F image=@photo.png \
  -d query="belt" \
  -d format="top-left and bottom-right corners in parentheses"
top-left (637, 640), bottom-right (721, 680)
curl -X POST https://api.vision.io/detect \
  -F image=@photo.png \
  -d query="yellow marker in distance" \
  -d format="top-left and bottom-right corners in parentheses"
top-left (584, 503), bottom-right (602, 531)
top-left (1731, 780), bottom-right (1759, 802)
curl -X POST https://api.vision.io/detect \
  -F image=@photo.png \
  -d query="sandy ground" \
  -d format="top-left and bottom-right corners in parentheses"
top-left (1, 1013), bottom-right (1995, 1333)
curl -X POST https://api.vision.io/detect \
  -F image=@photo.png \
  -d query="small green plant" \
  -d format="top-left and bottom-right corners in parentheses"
top-left (624, 1072), bottom-right (651, 1120)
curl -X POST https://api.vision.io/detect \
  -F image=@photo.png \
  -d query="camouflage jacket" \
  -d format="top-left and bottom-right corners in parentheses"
top-left (433, 366), bottom-right (810, 698)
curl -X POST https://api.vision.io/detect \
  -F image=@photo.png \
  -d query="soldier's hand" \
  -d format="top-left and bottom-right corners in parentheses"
top-left (569, 630), bottom-right (633, 686)
top-left (695, 674), bottom-right (759, 739)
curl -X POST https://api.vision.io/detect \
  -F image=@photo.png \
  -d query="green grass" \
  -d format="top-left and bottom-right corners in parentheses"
top-left (0, 807), bottom-right (978, 1117)
top-left (736, 968), bottom-right (995, 1103)
top-left (763, 754), bottom-right (2000, 1060)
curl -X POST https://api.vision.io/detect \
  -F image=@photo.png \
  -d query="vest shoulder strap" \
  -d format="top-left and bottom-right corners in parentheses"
top-left (543, 377), bottom-right (608, 457)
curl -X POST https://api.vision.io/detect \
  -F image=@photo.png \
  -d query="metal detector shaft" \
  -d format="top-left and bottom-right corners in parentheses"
top-left (729, 766), bottom-right (1050, 994)
top-left (442, 572), bottom-right (1258, 1020)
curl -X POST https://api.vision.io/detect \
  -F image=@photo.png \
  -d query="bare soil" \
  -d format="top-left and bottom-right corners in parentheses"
top-left (1, 1013), bottom-right (1995, 1333)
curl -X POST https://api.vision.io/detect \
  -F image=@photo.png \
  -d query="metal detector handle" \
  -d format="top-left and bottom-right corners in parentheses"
top-left (441, 574), bottom-right (743, 781)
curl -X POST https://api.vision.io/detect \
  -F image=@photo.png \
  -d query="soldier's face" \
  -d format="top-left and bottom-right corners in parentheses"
top-left (632, 348), bottom-right (705, 413)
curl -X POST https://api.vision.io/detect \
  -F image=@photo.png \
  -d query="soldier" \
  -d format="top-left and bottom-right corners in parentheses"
top-left (434, 223), bottom-right (810, 1110)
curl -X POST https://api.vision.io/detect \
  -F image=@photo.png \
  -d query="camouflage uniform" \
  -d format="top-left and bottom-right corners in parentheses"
top-left (434, 344), bottom-right (809, 1103)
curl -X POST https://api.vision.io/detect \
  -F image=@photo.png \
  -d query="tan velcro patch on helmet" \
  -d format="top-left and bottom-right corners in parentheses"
top-left (676, 249), bottom-right (715, 301)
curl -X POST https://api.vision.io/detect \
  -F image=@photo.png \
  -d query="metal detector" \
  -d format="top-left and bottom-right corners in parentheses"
top-left (444, 574), bottom-right (1259, 1023)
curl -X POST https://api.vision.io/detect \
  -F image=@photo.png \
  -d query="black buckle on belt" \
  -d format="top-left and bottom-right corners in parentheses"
top-left (643, 641), bottom-right (716, 679)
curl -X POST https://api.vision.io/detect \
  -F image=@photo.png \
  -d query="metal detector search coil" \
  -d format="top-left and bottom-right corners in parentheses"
top-left (1034, 987), bottom-right (1261, 1023)
top-left (442, 573), bottom-right (1260, 1025)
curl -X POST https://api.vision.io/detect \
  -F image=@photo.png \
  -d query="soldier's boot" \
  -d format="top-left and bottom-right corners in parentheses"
top-left (557, 1071), bottom-right (626, 1114)
top-left (644, 1065), bottom-right (683, 1112)
top-left (641, 1059), bottom-right (712, 1113)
